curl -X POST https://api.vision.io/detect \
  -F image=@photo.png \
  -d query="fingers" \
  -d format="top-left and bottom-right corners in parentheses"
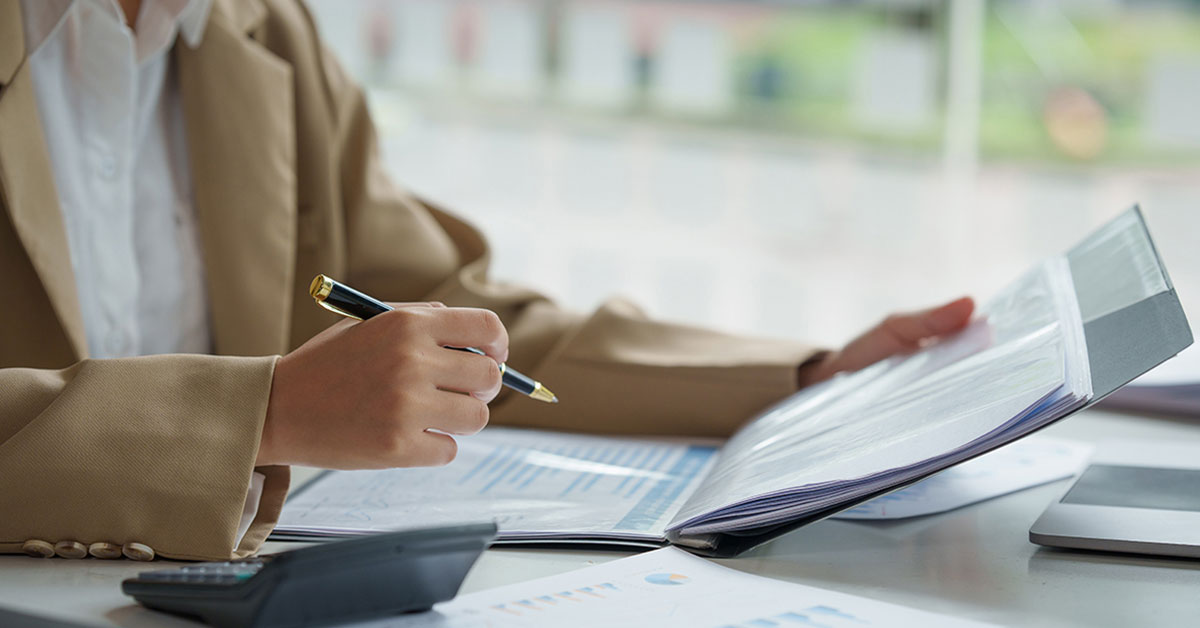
top-left (881, 296), bottom-right (975, 349)
top-left (366, 305), bottom-right (509, 363)
top-left (823, 296), bottom-right (976, 378)
top-left (390, 393), bottom-right (488, 467)
top-left (426, 390), bottom-right (491, 436)
top-left (409, 432), bottom-right (459, 467)
top-left (426, 308), bottom-right (510, 363)
top-left (923, 297), bottom-right (975, 335)
top-left (433, 349), bottom-right (504, 403)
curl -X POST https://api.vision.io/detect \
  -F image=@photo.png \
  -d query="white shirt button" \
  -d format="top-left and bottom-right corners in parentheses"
top-left (98, 152), bottom-right (118, 179)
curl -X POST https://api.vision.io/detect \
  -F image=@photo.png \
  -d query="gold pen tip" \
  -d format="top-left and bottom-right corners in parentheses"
top-left (529, 384), bottom-right (558, 404)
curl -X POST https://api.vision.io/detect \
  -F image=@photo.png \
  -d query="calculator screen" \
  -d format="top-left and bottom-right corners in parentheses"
top-left (1061, 464), bottom-right (1200, 512)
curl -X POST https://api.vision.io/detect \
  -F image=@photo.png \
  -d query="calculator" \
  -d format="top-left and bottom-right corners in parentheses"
top-left (122, 522), bottom-right (496, 628)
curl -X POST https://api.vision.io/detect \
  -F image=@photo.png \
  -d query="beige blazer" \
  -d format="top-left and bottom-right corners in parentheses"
top-left (0, 0), bottom-right (818, 561)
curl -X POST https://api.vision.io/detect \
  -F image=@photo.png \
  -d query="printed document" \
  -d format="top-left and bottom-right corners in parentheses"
top-left (351, 547), bottom-right (995, 627)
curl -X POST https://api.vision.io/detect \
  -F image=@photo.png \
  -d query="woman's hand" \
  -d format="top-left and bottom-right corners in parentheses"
top-left (800, 297), bottom-right (975, 387)
top-left (256, 304), bottom-right (508, 469)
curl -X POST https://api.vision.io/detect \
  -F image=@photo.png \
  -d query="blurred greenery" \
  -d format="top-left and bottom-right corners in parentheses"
top-left (981, 3), bottom-right (1200, 163)
top-left (721, 2), bottom-right (1200, 164)
top-left (366, 1), bottom-right (1200, 166)
top-left (731, 9), bottom-right (944, 150)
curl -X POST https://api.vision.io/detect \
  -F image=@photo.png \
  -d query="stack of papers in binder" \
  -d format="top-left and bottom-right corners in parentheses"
top-left (274, 208), bottom-right (1190, 555)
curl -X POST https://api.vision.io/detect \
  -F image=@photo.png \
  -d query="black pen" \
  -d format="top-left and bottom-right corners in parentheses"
top-left (309, 275), bottom-right (558, 404)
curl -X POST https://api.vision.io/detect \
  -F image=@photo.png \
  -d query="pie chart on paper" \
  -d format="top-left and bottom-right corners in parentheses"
top-left (644, 573), bottom-right (690, 586)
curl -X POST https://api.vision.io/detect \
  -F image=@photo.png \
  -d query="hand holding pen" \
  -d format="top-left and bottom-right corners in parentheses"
top-left (309, 275), bottom-right (557, 403)
top-left (253, 277), bottom-right (555, 470)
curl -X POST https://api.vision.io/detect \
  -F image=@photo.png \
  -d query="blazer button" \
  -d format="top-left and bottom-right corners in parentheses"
top-left (88, 542), bottom-right (124, 559)
top-left (53, 540), bottom-right (88, 559)
top-left (122, 542), bottom-right (155, 561)
top-left (21, 540), bottom-right (55, 558)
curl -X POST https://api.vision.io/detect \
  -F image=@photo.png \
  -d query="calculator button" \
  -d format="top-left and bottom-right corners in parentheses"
top-left (139, 562), bottom-right (263, 586)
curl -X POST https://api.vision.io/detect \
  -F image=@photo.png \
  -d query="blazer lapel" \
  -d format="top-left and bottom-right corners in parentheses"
top-left (176, 0), bottom-right (297, 356)
top-left (0, 0), bottom-right (88, 359)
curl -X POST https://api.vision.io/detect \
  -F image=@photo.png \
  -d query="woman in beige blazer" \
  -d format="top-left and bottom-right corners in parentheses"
top-left (0, 0), bottom-right (972, 561)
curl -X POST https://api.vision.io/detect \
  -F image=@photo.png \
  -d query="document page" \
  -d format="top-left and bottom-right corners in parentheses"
top-left (352, 547), bottom-right (994, 627)
top-left (275, 428), bottom-right (717, 543)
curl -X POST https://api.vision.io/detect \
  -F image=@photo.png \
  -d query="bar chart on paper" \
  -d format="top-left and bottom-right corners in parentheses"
top-left (721, 606), bottom-right (870, 627)
top-left (487, 582), bottom-right (621, 617)
top-left (358, 547), bottom-right (993, 627)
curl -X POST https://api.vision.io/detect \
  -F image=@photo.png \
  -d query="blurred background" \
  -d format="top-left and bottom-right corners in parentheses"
top-left (306, 0), bottom-right (1200, 348)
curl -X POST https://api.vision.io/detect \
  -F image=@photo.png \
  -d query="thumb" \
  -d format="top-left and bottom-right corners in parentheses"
top-left (919, 296), bottom-right (975, 336)
top-left (879, 296), bottom-right (975, 351)
top-left (829, 296), bottom-right (976, 376)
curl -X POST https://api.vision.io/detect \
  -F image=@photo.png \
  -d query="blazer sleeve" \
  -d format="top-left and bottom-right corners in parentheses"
top-left (0, 355), bottom-right (289, 561)
top-left (314, 22), bottom-right (822, 439)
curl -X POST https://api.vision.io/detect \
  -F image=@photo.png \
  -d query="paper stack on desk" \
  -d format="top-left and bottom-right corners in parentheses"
top-left (275, 208), bottom-right (1191, 556)
top-left (830, 436), bottom-right (1092, 520)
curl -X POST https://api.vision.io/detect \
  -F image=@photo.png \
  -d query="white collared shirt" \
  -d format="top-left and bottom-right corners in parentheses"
top-left (21, 0), bottom-right (263, 547)
top-left (20, 0), bottom-right (213, 359)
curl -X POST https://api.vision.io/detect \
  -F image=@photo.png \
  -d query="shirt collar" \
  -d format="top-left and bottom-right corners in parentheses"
top-left (176, 0), bottom-right (212, 47)
top-left (140, 0), bottom-right (213, 50)
top-left (18, 0), bottom-right (213, 55)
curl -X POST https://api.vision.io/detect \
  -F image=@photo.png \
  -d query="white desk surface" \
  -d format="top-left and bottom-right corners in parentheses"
top-left (3, 408), bottom-right (1200, 627)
